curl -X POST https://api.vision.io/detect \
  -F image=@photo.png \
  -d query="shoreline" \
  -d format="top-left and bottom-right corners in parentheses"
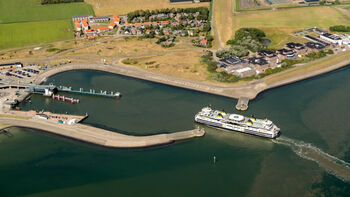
top-left (1, 52), bottom-right (348, 148)
top-left (33, 55), bottom-right (350, 100)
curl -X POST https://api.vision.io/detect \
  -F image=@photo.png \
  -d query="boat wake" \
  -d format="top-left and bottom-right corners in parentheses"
top-left (274, 136), bottom-right (350, 182)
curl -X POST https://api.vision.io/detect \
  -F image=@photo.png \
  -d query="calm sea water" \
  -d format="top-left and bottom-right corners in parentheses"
top-left (1, 68), bottom-right (350, 196)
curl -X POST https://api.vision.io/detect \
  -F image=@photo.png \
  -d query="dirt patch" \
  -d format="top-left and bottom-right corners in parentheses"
top-left (64, 37), bottom-right (198, 58)
top-left (120, 51), bottom-right (210, 82)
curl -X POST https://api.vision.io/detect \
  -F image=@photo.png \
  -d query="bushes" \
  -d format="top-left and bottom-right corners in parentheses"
top-left (209, 72), bottom-right (240, 82)
top-left (330, 25), bottom-right (350, 32)
top-left (201, 54), bottom-right (218, 72)
top-left (216, 45), bottom-right (249, 58)
top-left (41, 0), bottom-right (84, 5)
top-left (226, 28), bottom-right (267, 52)
top-left (122, 58), bottom-right (138, 65)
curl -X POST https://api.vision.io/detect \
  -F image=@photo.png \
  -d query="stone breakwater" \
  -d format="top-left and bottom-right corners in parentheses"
top-left (0, 118), bottom-right (205, 148)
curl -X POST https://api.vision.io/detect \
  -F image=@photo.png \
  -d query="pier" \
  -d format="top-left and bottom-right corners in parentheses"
top-left (235, 97), bottom-right (249, 111)
top-left (57, 86), bottom-right (121, 98)
top-left (52, 94), bottom-right (79, 104)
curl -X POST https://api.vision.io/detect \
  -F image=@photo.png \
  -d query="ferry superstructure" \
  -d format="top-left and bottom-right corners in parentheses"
top-left (195, 107), bottom-right (280, 138)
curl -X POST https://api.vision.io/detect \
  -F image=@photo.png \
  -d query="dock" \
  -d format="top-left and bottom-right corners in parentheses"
top-left (235, 97), bottom-right (249, 111)
top-left (57, 86), bottom-right (120, 98)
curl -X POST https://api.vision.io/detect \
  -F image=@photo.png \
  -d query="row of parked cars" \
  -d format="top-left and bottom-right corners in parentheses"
top-left (6, 69), bottom-right (31, 78)
top-left (23, 68), bottom-right (39, 74)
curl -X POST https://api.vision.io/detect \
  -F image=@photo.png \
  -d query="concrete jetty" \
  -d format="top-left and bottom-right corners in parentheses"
top-left (235, 97), bottom-right (249, 111)
top-left (0, 118), bottom-right (205, 148)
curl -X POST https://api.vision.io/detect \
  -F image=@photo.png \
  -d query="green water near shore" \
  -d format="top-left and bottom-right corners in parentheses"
top-left (2, 68), bottom-right (350, 196)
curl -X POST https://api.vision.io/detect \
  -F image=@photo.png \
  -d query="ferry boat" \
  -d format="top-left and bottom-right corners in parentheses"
top-left (195, 106), bottom-right (280, 139)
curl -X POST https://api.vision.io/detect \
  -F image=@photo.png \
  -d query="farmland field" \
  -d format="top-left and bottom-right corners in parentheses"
top-left (0, 0), bottom-right (94, 24)
top-left (0, 20), bottom-right (74, 50)
top-left (85, 0), bottom-right (209, 15)
top-left (214, 0), bottom-right (233, 48)
top-left (232, 6), bottom-right (350, 29)
top-left (230, 6), bottom-right (350, 48)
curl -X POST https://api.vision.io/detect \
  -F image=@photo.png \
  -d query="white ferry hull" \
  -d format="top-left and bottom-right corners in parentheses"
top-left (195, 116), bottom-right (278, 139)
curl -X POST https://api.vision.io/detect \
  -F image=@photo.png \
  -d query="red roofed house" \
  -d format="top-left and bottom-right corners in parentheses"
top-left (85, 29), bottom-right (96, 36)
top-left (200, 39), bottom-right (208, 46)
top-left (82, 22), bottom-right (89, 31)
top-left (161, 21), bottom-right (169, 24)
top-left (108, 23), bottom-right (116, 29)
top-left (75, 23), bottom-right (81, 31)
top-left (113, 18), bottom-right (120, 24)
top-left (97, 27), bottom-right (110, 33)
top-left (146, 29), bottom-right (151, 34)
top-left (134, 22), bottom-right (142, 26)
top-left (144, 22), bottom-right (151, 26)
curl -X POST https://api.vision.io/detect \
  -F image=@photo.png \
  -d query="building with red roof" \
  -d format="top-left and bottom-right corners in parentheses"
top-left (97, 27), bottom-right (110, 33)
top-left (108, 23), bottom-right (116, 29)
top-left (82, 22), bottom-right (89, 31)
top-left (75, 23), bottom-right (81, 31)
top-left (200, 39), bottom-right (208, 46)
top-left (113, 18), bottom-right (120, 24)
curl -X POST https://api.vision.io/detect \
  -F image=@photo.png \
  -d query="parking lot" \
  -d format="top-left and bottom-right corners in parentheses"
top-left (0, 64), bottom-right (44, 84)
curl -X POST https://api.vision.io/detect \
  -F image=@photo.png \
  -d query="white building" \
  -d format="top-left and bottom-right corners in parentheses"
top-left (320, 33), bottom-right (343, 45)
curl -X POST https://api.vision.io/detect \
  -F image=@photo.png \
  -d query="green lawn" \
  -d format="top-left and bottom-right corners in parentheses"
top-left (0, 0), bottom-right (94, 24)
top-left (0, 0), bottom-right (95, 50)
top-left (0, 20), bottom-right (74, 50)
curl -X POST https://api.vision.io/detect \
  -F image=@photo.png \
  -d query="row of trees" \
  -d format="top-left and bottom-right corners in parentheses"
top-left (41, 0), bottom-right (83, 4)
top-left (127, 7), bottom-right (209, 22)
top-left (330, 25), bottom-right (350, 32)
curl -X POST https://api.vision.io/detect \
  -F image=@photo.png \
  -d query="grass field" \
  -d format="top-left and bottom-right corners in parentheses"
top-left (0, 0), bottom-right (94, 50)
top-left (214, 0), bottom-right (233, 48)
top-left (0, 20), bottom-right (74, 50)
top-left (0, 0), bottom-right (94, 24)
top-left (229, 6), bottom-right (350, 48)
top-left (85, 0), bottom-right (209, 15)
top-left (233, 7), bottom-right (350, 29)
top-left (261, 27), bottom-right (308, 49)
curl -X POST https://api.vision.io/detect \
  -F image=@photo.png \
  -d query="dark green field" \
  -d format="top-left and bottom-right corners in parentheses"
top-left (0, 20), bottom-right (74, 50)
top-left (0, 0), bottom-right (94, 24)
top-left (0, 0), bottom-right (94, 50)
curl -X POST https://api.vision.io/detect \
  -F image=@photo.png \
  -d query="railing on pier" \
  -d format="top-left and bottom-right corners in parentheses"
top-left (57, 86), bottom-right (121, 98)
